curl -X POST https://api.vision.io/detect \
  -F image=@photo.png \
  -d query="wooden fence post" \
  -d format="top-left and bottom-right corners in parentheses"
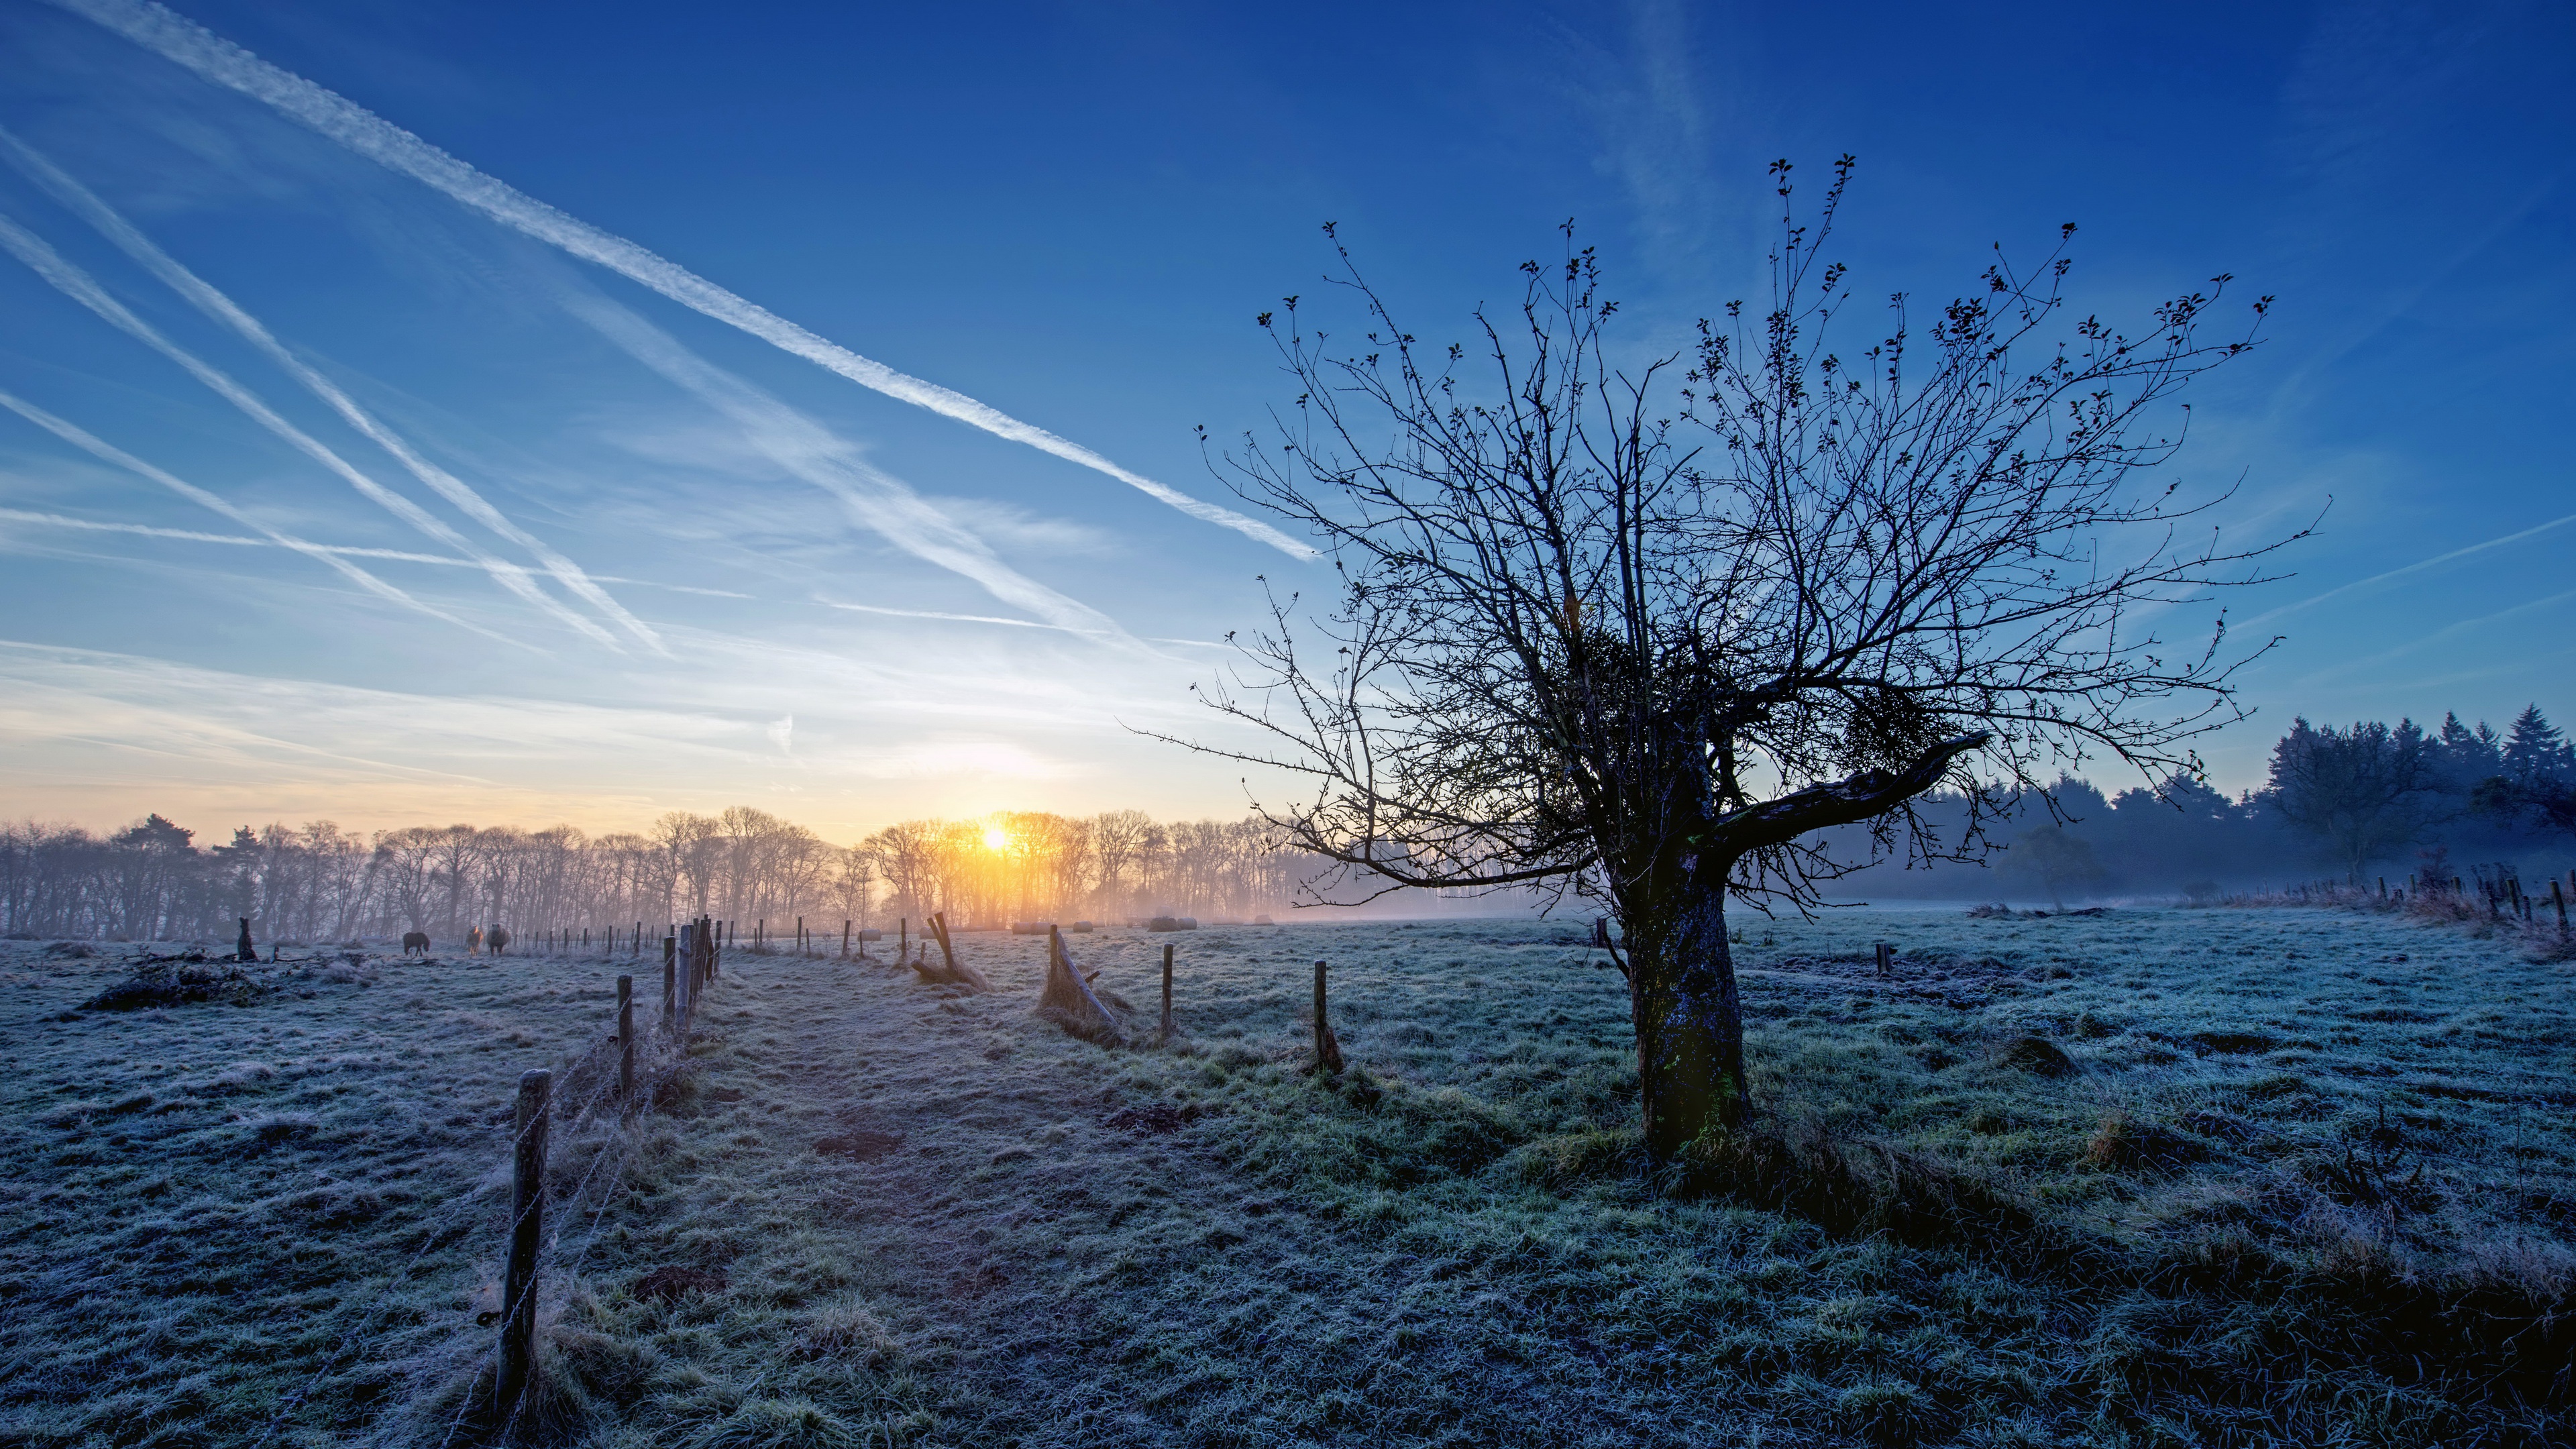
top-left (2555, 880), bottom-right (2569, 938)
top-left (662, 935), bottom-right (677, 1022)
top-left (617, 975), bottom-right (634, 1107)
top-left (1311, 960), bottom-right (1343, 1074)
top-left (842, 920), bottom-right (851, 959)
top-left (1876, 942), bottom-right (1892, 978)
top-left (1161, 942), bottom-right (1175, 1041)
top-left (498, 1068), bottom-right (551, 1419)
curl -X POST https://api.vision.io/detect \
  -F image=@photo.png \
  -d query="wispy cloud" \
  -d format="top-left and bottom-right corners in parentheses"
top-left (0, 207), bottom-right (621, 645)
top-left (562, 290), bottom-right (1148, 649)
top-left (0, 388), bottom-right (507, 641)
top-left (52, 0), bottom-right (1320, 560)
top-left (0, 124), bottom-right (668, 653)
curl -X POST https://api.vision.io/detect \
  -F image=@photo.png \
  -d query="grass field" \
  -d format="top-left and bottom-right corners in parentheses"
top-left (3, 904), bottom-right (2570, 1447)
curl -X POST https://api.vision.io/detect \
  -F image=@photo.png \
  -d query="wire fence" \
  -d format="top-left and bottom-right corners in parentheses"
top-left (238, 916), bottom-right (736, 1448)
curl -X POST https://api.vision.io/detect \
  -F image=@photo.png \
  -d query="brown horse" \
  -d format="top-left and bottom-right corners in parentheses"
top-left (468, 926), bottom-right (484, 955)
top-left (402, 931), bottom-right (431, 956)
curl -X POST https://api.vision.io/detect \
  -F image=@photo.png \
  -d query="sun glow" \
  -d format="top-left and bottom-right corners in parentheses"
top-left (983, 826), bottom-right (1010, 852)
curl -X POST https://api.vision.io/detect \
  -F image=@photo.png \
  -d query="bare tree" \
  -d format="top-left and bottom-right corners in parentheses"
top-left (1181, 159), bottom-right (2294, 1157)
top-left (1088, 809), bottom-right (1156, 912)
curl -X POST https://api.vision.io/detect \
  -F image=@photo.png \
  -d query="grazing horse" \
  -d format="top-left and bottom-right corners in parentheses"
top-left (488, 926), bottom-right (512, 955)
top-left (468, 926), bottom-right (484, 955)
top-left (402, 931), bottom-right (431, 957)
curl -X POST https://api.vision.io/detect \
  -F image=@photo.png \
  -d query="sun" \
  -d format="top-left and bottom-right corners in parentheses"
top-left (983, 826), bottom-right (1010, 852)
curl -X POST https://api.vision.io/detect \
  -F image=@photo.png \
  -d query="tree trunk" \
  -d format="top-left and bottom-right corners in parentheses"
top-left (1628, 883), bottom-right (1747, 1159)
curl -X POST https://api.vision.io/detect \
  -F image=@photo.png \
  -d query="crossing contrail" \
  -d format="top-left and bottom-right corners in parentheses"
top-left (0, 210), bottom-right (620, 647)
top-left (52, 0), bottom-right (1321, 561)
top-left (0, 388), bottom-right (513, 644)
top-left (566, 290), bottom-right (1146, 649)
top-left (0, 125), bottom-right (667, 653)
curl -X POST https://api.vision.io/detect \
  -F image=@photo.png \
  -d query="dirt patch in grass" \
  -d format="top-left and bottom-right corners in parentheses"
top-left (633, 1265), bottom-right (729, 1303)
top-left (1988, 1031), bottom-right (2079, 1076)
top-left (78, 957), bottom-right (278, 1010)
top-left (814, 1128), bottom-right (904, 1161)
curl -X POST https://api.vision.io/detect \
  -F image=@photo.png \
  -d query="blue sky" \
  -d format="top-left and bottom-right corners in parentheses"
top-left (0, 0), bottom-right (2567, 839)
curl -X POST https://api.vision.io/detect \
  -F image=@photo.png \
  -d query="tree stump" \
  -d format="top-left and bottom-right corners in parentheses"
top-left (1038, 926), bottom-right (1122, 1045)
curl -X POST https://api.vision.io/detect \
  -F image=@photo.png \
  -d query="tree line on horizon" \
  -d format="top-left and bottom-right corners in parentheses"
top-left (3, 706), bottom-right (2568, 942)
top-left (0, 805), bottom-right (1311, 945)
top-left (1827, 704), bottom-right (2576, 906)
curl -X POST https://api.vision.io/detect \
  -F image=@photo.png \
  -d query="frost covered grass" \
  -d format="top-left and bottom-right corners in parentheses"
top-left (3, 907), bottom-right (2569, 1446)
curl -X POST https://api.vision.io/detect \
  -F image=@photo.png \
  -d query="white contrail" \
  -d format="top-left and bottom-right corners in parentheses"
top-left (566, 291), bottom-right (1148, 649)
top-left (49, 0), bottom-right (1320, 561)
top-left (0, 126), bottom-right (667, 653)
top-left (2240, 508), bottom-right (2576, 629)
top-left (0, 209), bottom-right (620, 647)
top-left (818, 599), bottom-right (1108, 635)
top-left (0, 388), bottom-right (515, 643)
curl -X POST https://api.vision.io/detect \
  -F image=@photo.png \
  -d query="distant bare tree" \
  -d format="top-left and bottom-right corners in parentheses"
top-left (1088, 809), bottom-right (1157, 912)
top-left (1181, 158), bottom-right (2294, 1157)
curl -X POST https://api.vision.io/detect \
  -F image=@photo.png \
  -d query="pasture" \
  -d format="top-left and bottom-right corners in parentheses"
top-left (2, 905), bottom-right (2569, 1447)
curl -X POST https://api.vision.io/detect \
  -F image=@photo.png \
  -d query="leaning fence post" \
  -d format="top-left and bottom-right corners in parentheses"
top-left (498, 1067), bottom-right (551, 1419)
top-left (1875, 942), bottom-right (1892, 978)
top-left (617, 975), bottom-right (634, 1108)
top-left (662, 935), bottom-right (677, 1022)
top-left (1161, 942), bottom-right (1175, 1041)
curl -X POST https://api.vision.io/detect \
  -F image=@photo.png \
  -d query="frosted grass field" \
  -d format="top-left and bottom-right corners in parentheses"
top-left (3, 906), bottom-right (2569, 1446)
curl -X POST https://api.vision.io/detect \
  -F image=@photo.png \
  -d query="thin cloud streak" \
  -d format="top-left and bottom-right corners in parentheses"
top-left (564, 291), bottom-right (1147, 650)
top-left (2293, 584), bottom-right (2576, 688)
top-left (0, 209), bottom-right (619, 645)
top-left (0, 506), bottom-right (747, 596)
top-left (818, 599), bottom-right (1101, 634)
top-left (2241, 508), bottom-right (2576, 629)
top-left (0, 125), bottom-right (667, 653)
top-left (0, 388), bottom-right (511, 642)
top-left (53, 0), bottom-right (1321, 560)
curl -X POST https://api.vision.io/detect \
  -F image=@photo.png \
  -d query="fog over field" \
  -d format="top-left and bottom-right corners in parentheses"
top-left (6, 908), bottom-right (2571, 1446)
